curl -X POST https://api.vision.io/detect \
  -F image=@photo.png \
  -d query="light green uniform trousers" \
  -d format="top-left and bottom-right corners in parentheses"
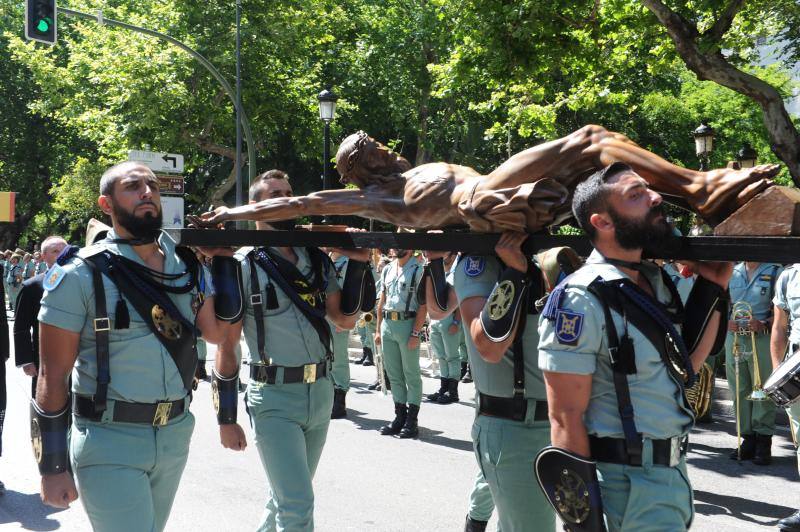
top-left (380, 319), bottom-right (422, 405)
top-left (70, 409), bottom-right (195, 532)
top-left (471, 405), bottom-right (554, 532)
top-left (247, 377), bottom-right (333, 532)
top-left (467, 468), bottom-right (495, 522)
top-left (458, 328), bottom-right (468, 362)
top-left (598, 448), bottom-right (693, 531)
top-left (725, 332), bottom-right (777, 435)
top-left (330, 328), bottom-right (351, 392)
top-left (358, 320), bottom-right (376, 353)
top-left (429, 320), bottom-right (461, 379)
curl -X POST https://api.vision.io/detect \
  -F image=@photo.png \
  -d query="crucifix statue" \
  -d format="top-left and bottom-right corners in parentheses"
top-left (192, 125), bottom-right (778, 232)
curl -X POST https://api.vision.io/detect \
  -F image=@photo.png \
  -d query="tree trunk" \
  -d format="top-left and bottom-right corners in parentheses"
top-left (641, 0), bottom-right (800, 186)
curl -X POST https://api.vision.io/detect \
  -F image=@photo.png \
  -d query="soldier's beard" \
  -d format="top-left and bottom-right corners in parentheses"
top-left (608, 204), bottom-right (675, 253)
top-left (114, 202), bottom-right (162, 241)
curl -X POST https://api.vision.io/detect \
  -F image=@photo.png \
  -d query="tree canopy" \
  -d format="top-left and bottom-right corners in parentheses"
top-left (0, 0), bottom-right (797, 246)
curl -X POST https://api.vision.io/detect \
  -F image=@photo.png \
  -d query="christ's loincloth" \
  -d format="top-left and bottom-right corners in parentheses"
top-left (457, 178), bottom-right (571, 233)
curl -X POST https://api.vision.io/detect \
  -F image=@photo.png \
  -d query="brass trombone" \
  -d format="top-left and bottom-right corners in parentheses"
top-left (731, 301), bottom-right (769, 460)
top-left (732, 301), bottom-right (769, 402)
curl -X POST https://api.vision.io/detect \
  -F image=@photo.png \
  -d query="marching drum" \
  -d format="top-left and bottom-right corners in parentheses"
top-left (764, 349), bottom-right (800, 408)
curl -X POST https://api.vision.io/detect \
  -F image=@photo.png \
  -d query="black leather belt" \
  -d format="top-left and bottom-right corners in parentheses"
top-left (382, 310), bottom-right (417, 320)
top-left (250, 361), bottom-right (328, 384)
top-left (73, 395), bottom-right (187, 427)
top-left (478, 393), bottom-right (548, 422)
top-left (589, 435), bottom-right (687, 467)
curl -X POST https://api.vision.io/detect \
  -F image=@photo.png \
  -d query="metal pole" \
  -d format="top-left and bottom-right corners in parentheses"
top-left (235, 0), bottom-right (244, 227)
top-left (58, 7), bottom-right (257, 190)
top-left (323, 121), bottom-right (331, 191)
top-left (321, 120), bottom-right (331, 224)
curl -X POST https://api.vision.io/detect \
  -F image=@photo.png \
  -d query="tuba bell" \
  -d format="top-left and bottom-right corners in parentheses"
top-left (685, 362), bottom-right (713, 419)
top-left (357, 312), bottom-right (374, 328)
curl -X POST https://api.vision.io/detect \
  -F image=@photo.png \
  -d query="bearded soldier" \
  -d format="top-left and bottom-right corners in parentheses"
top-left (33, 162), bottom-right (241, 531)
top-left (536, 163), bottom-right (731, 531)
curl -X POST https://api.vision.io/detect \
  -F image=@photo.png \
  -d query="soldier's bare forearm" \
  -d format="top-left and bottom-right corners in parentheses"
top-left (216, 321), bottom-right (243, 377)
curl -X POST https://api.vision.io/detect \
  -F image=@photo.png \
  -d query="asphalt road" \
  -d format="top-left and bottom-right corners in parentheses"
top-left (1, 335), bottom-right (798, 531)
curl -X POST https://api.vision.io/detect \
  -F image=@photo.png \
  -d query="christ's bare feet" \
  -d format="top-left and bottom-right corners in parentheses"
top-left (693, 164), bottom-right (779, 225)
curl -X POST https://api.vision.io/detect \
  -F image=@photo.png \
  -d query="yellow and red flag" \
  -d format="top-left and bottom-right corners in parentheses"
top-left (0, 192), bottom-right (16, 222)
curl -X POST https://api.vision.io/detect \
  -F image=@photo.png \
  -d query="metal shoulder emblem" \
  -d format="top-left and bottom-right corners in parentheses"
top-left (487, 280), bottom-right (515, 319)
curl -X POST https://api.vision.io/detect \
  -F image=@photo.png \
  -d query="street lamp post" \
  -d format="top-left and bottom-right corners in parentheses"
top-left (693, 121), bottom-right (715, 171)
top-left (318, 89), bottom-right (338, 191)
top-left (736, 143), bottom-right (758, 169)
top-left (318, 88), bottom-right (338, 224)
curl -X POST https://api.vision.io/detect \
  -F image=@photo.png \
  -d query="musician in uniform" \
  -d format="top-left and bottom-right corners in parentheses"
top-left (212, 170), bottom-right (373, 531)
top-left (5, 254), bottom-right (22, 312)
top-left (34, 162), bottom-right (239, 531)
top-left (770, 263), bottom-right (800, 531)
top-left (423, 233), bottom-right (556, 531)
top-left (536, 163), bottom-right (731, 531)
top-left (375, 245), bottom-right (427, 438)
top-left (724, 261), bottom-right (781, 464)
top-left (426, 252), bottom-right (463, 405)
top-left (329, 250), bottom-right (355, 418)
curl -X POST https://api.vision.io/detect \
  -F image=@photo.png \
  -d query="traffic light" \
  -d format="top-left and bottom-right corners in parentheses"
top-left (25, 0), bottom-right (57, 45)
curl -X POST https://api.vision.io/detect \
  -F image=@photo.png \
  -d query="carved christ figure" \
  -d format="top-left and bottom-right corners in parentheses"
top-left (194, 125), bottom-right (778, 232)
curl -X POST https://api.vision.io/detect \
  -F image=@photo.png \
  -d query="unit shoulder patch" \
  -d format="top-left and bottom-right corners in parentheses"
top-left (555, 309), bottom-right (584, 345)
top-left (43, 265), bottom-right (67, 292)
top-left (463, 256), bottom-right (486, 277)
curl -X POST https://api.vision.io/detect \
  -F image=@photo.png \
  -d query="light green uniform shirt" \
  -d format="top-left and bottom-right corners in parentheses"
top-left (453, 255), bottom-right (546, 400)
top-left (538, 251), bottom-right (694, 439)
top-left (729, 262), bottom-right (782, 322)
top-left (774, 265), bottom-right (800, 346)
top-left (236, 247), bottom-right (339, 366)
top-left (381, 258), bottom-right (422, 312)
top-left (38, 230), bottom-right (212, 402)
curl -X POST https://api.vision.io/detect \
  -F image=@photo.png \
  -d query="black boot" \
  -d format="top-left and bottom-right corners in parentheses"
top-left (399, 404), bottom-right (420, 439)
top-left (367, 379), bottom-right (381, 391)
top-left (779, 510), bottom-right (800, 531)
top-left (753, 434), bottom-right (772, 466)
top-left (464, 515), bottom-right (488, 532)
top-left (729, 434), bottom-right (756, 460)
top-left (362, 347), bottom-right (374, 366)
top-left (460, 361), bottom-right (468, 379)
top-left (427, 378), bottom-right (448, 402)
top-left (355, 346), bottom-right (369, 365)
top-left (438, 378), bottom-right (459, 404)
top-left (461, 364), bottom-right (473, 384)
top-left (331, 388), bottom-right (347, 419)
top-left (380, 403), bottom-right (407, 435)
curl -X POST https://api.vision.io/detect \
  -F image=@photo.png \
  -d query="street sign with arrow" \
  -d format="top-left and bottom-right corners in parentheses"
top-left (128, 150), bottom-right (184, 173)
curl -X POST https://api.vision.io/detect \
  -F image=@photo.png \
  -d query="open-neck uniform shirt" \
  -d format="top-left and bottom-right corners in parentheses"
top-left (236, 247), bottom-right (338, 367)
top-left (38, 230), bottom-right (213, 403)
top-left (538, 250), bottom-right (694, 440)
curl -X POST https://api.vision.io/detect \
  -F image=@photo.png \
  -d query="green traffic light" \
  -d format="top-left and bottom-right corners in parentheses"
top-left (35, 17), bottom-right (52, 33)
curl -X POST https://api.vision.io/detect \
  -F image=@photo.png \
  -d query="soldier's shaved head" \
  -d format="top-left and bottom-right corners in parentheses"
top-left (100, 161), bottom-right (155, 197)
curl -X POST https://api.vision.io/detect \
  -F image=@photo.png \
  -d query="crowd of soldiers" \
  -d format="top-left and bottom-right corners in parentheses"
top-left (0, 159), bottom-right (800, 532)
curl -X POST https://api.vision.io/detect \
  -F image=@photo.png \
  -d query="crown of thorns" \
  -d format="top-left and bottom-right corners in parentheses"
top-left (343, 131), bottom-right (372, 174)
